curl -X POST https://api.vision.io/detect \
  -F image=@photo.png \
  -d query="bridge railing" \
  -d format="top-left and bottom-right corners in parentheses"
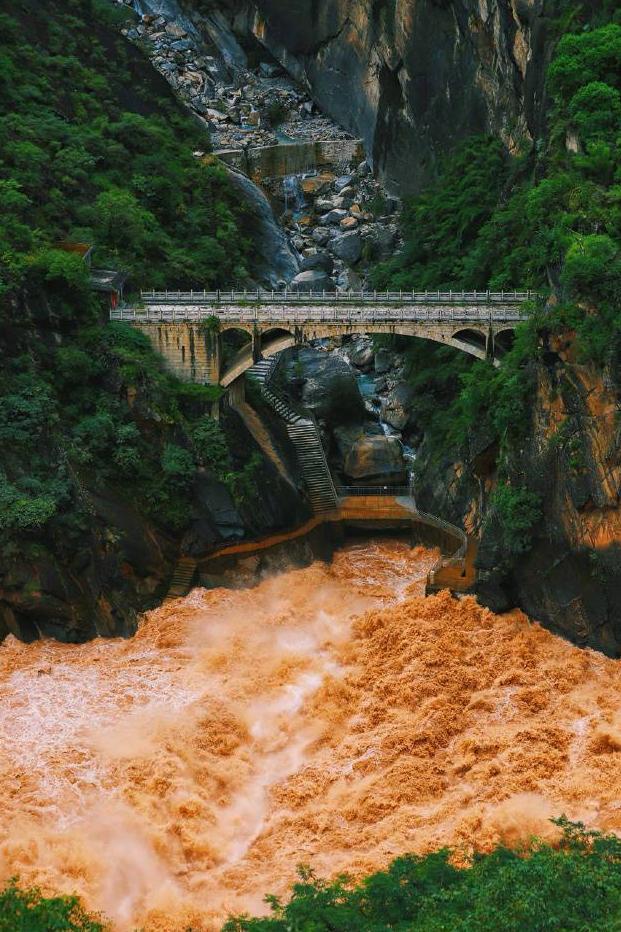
top-left (339, 486), bottom-right (412, 496)
top-left (137, 288), bottom-right (537, 305)
top-left (111, 306), bottom-right (529, 324)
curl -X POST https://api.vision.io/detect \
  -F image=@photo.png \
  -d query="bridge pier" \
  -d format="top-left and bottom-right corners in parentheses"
top-left (131, 321), bottom-right (223, 385)
top-left (252, 327), bottom-right (262, 364)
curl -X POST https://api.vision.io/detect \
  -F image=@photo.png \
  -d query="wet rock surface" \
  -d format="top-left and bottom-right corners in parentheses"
top-left (344, 435), bottom-right (407, 486)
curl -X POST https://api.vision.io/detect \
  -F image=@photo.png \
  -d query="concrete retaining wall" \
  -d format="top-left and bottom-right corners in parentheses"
top-left (215, 138), bottom-right (365, 181)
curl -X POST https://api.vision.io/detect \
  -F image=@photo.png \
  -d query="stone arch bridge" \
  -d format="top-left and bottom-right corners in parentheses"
top-left (112, 290), bottom-right (534, 387)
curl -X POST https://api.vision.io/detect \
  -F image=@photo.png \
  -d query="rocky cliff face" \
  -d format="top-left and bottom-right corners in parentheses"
top-left (223, 0), bottom-right (555, 193)
top-left (0, 405), bottom-right (307, 644)
top-left (416, 339), bottom-right (621, 657)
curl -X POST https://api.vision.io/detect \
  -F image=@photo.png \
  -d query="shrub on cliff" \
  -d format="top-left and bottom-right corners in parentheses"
top-left (486, 483), bottom-right (543, 558)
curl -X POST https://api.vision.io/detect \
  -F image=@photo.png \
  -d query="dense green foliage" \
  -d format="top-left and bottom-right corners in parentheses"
top-left (0, 0), bottom-right (254, 295)
top-left (224, 820), bottom-right (621, 931)
top-left (0, 879), bottom-right (105, 931)
top-left (374, 14), bottom-right (621, 471)
top-left (0, 0), bottom-right (259, 571)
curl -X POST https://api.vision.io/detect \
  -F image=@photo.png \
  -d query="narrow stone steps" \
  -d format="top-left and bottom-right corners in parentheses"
top-left (164, 557), bottom-right (197, 602)
top-left (248, 357), bottom-right (338, 515)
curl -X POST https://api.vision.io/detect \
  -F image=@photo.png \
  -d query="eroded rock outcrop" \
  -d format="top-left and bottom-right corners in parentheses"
top-left (416, 341), bottom-right (621, 657)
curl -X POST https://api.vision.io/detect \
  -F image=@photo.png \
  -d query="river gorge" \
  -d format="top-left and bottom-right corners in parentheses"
top-left (2, 0), bottom-right (621, 927)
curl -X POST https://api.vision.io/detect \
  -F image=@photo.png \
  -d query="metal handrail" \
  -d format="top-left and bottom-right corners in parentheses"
top-left (339, 486), bottom-right (412, 496)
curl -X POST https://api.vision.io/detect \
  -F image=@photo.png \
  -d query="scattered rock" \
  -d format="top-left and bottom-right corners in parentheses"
top-left (323, 208), bottom-right (348, 225)
top-left (337, 268), bottom-right (363, 290)
top-left (380, 383), bottom-right (415, 431)
top-left (334, 174), bottom-right (354, 192)
top-left (311, 227), bottom-right (333, 246)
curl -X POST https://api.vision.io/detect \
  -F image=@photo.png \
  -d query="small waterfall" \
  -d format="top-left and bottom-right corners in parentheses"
top-left (283, 174), bottom-right (306, 214)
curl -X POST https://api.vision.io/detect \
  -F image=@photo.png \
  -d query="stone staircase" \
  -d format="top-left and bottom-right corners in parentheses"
top-left (249, 357), bottom-right (338, 515)
top-left (164, 556), bottom-right (197, 603)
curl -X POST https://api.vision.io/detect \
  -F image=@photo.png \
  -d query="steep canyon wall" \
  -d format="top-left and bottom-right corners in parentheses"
top-left (220, 0), bottom-right (557, 194)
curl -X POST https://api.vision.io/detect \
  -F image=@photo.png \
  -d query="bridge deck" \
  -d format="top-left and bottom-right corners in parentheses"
top-left (112, 305), bottom-right (529, 324)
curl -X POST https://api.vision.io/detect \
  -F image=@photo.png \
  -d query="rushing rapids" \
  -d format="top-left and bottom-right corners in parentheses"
top-left (1, 540), bottom-right (621, 929)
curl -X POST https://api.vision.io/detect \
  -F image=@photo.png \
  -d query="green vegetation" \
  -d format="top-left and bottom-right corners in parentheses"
top-left (0, 0), bottom-right (254, 296)
top-left (373, 14), bottom-right (621, 472)
top-left (225, 820), bottom-right (621, 931)
top-left (486, 483), bottom-right (543, 558)
top-left (0, 879), bottom-right (105, 931)
top-left (0, 0), bottom-right (261, 579)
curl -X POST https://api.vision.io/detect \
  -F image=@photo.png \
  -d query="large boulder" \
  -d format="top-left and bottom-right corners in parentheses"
top-left (295, 348), bottom-right (365, 426)
top-left (312, 226), bottom-right (333, 246)
top-left (290, 269), bottom-right (333, 291)
top-left (374, 347), bottom-right (394, 375)
top-left (362, 223), bottom-right (397, 261)
top-left (300, 251), bottom-right (334, 274)
top-left (333, 423), bottom-right (383, 463)
top-left (330, 231), bottom-right (363, 264)
top-left (381, 382), bottom-right (415, 431)
top-left (344, 336), bottom-right (374, 370)
top-left (344, 435), bottom-right (408, 485)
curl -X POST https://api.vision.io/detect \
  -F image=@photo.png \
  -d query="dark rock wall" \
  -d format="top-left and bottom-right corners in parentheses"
top-left (225, 0), bottom-right (556, 194)
top-left (0, 411), bottom-right (307, 644)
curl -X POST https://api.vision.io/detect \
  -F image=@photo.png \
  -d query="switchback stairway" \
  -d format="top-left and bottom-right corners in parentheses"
top-left (248, 357), bottom-right (338, 515)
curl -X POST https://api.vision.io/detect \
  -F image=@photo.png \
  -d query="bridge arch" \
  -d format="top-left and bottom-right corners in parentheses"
top-left (449, 328), bottom-right (489, 361)
top-left (221, 327), bottom-right (296, 387)
top-left (493, 328), bottom-right (516, 357)
top-left (221, 323), bottom-right (504, 385)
